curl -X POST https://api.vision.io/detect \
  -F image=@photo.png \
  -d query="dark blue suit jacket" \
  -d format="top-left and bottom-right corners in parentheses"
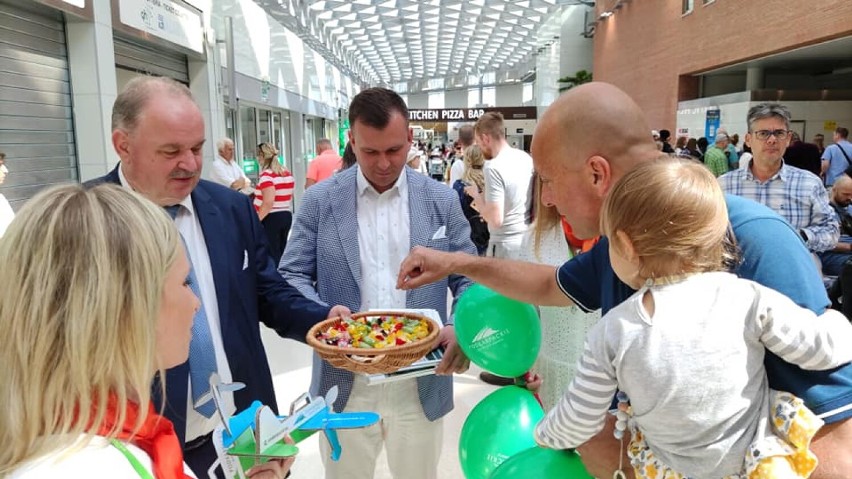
top-left (87, 166), bottom-right (331, 444)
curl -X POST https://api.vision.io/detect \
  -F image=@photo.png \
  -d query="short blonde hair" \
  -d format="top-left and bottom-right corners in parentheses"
top-left (474, 112), bottom-right (505, 140)
top-left (600, 157), bottom-right (737, 280)
top-left (462, 145), bottom-right (486, 192)
top-left (0, 184), bottom-right (180, 472)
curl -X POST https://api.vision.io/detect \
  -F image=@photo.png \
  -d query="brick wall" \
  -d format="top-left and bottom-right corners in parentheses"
top-left (592, 0), bottom-right (852, 129)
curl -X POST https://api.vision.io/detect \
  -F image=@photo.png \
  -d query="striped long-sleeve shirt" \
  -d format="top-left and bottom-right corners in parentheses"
top-left (718, 162), bottom-right (839, 252)
top-left (534, 272), bottom-right (852, 477)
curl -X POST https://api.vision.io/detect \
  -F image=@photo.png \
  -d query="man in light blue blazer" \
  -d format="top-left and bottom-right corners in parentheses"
top-left (279, 88), bottom-right (475, 479)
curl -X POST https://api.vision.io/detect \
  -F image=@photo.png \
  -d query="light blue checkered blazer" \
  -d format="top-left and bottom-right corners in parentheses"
top-left (279, 166), bottom-right (476, 420)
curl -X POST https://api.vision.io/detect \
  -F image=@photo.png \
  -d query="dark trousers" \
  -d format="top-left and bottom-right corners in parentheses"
top-left (262, 210), bottom-right (293, 265)
top-left (183, 433), bottom-right (225, 479)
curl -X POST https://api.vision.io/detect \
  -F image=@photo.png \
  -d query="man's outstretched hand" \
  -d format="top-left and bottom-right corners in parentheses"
top-left (396, 246), bottom-right (455, 290)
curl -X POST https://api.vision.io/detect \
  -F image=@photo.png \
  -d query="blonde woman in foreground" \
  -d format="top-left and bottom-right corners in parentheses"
top-left (535, 159), bottom-right (852, 478)
top-left (0, 184), bottom-right (290, 478)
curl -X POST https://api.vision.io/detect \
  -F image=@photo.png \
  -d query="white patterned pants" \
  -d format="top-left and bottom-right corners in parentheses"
top-left (320, 375), bottom-right (443, 479)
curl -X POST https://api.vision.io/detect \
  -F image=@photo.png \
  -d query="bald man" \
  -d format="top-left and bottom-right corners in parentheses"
top-left (820, 175), bottom-right (852, 275)
top-left (397, 83), bottom-right (852, 478)
top-left (826, 176), bottom-right (852, 320)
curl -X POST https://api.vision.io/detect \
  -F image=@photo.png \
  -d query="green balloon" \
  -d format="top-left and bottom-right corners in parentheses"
top-left (455, 284), bottom-right (541, 377)
top-left (489, 447), bottom-right (594, 479)
top-left (459, 386), bottom-right (545, 479)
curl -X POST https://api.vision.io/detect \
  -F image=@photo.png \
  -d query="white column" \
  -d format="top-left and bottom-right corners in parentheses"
top-left (288, 113), bottom-right (307, 211)
top-left (559, 6), bottom-right (594, 79)
top-left (66, 1), bottom-right (119, 181)
top-left (189, 37), bottom-right (225, 181)
top-left (746, 66), bottom-right (764, 91)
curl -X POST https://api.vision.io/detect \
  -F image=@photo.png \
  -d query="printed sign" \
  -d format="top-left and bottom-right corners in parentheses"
top-left (410, 109), bottom-right (485, 121)
top-left (118, 0), bottom-right (204, 53)
top-left (825, 121), bottom-right (837, 131)
top-left (408, 107), bottom-right (538, 123)
top-left (705, 109), bottom-right (721, 143)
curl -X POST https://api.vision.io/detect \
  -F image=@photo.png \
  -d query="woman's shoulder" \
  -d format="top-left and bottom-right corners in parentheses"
top-left (8, 436), bottom-right (154, 478)
top-left (9, 436), bottom-right (197, 478)
top-left (266, 169), bottom-right (294, 180)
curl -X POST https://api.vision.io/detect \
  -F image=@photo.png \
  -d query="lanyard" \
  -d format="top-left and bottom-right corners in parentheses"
top-left (560, 217), bottom-right (599, 255)
top-left (111, 439), bottom-right (156, 479)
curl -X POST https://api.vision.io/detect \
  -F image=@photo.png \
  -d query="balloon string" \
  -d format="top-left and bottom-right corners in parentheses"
top-left (521, 372), bottom-right (544, 409)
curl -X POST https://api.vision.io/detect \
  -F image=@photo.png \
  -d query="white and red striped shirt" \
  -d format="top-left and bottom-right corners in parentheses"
top-left (254, 169), bottom-right (294, 213)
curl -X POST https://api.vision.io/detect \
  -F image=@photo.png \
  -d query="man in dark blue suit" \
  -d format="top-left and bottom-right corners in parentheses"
top-left (89, 76), bottom-right (349, 479)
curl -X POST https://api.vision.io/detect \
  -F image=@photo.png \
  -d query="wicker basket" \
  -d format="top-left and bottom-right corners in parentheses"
top-left (306, 311), bottom-right (441, 374)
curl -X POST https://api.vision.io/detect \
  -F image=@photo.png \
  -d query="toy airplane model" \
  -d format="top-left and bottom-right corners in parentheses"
top-left (196, 373), bottom-right (380, 464)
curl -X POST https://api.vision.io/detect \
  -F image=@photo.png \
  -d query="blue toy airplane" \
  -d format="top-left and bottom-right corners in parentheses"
top-left (196, 373), bottom-right (380, 462)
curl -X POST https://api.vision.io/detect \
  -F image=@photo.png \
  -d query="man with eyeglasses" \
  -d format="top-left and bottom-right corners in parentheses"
top-left (718, 103), bottom-right (840, 255)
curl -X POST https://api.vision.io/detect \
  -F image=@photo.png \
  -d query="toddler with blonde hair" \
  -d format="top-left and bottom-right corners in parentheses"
top-left (535, 158), bottom-right (852, 478)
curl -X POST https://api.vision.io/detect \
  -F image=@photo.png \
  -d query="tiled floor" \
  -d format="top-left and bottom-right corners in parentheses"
top-left (260, 327), bottom-right (495, 479)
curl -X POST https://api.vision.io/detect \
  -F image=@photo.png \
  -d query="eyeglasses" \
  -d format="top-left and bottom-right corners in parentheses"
top-left (751, 129), bottom-right (791, 141)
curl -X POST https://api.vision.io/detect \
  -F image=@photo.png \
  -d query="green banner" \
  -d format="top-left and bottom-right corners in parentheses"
top-left (338, 116), bottom-right (350, 156)
top-left (242, 158), bottom-right (259, 175)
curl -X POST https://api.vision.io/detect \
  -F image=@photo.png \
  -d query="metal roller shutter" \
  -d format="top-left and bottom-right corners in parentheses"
top-left (0, 0), bottom-right (77, 210)
top-left (114, 35), bottom-right (189, 83)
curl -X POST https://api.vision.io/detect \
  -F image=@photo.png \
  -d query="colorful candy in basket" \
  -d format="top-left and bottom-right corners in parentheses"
top-left (317, 314), bottom-right (431, 349)
top-left (307, 311), bottom-right (441, 374)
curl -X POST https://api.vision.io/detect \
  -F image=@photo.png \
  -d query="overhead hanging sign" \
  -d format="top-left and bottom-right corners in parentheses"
top-left (408, 107), bottom-right (538, 123)
top-left (118, 0), bottom-right (204, 53)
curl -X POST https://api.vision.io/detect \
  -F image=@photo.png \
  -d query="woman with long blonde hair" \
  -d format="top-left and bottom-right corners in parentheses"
top-left (451, 145), bottom-right (489, 255)
top-left (519, 176), bottom-right (601, 410)
top-left (0, 183), bottom-right (201, 477)
top-left (254, 143), bottom-right (295, 264)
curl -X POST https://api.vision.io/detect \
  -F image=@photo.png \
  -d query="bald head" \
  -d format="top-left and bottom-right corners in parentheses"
top-left (533, 82), bottom-right (658, 178)
top-left (531, 82), bottom-right (663, 239)
top-left (833, 175), bottom-right (852, 207)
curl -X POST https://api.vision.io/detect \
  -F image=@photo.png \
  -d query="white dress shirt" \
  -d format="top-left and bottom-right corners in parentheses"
top-left (356, 167), bottom-right (410, 311)
top-left (118, 166), bottom-right (236, 440)
top-left (210, 155), bottom-right (252, 195)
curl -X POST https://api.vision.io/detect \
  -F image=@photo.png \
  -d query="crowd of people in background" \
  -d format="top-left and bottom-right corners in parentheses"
top-left (6, 74), bottom-right (852, 479)
top-left (657, 125), bottom-right (832, 181)
top-left (652, 115), bottom-right (852, 329)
